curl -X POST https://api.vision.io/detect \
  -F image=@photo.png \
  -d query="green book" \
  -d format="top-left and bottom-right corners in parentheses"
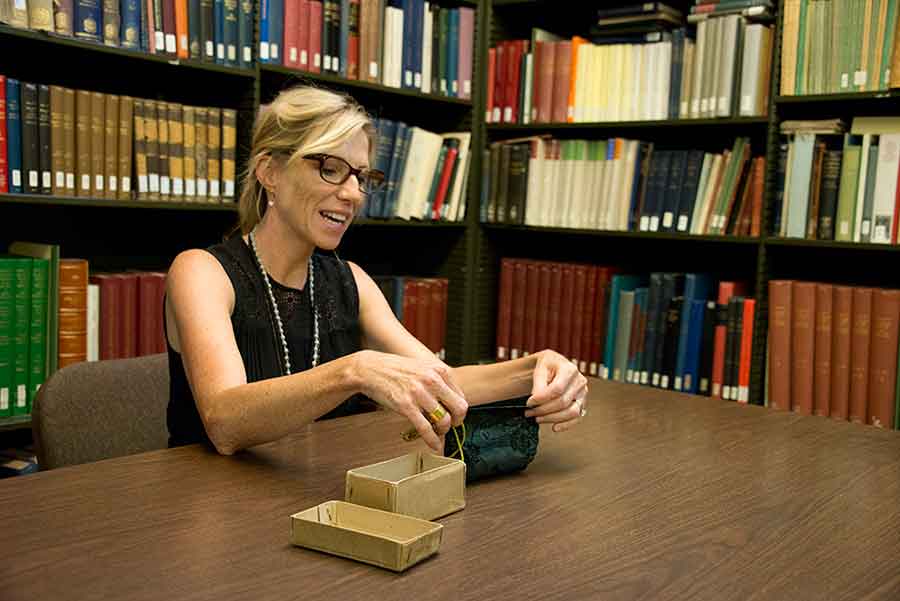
top-left (29, 259), bottom-right (49, 412)
top-left (0, 259), bottom-right (14, 418)
top-left (11, 258), bottom-right (32, 416)
top-left (835, 135), bottom-right (862, 241)
top-left (795, 0), bottom-right (810, 95)
top-left (9, 242), bottom-right (60, 383)
top-left (880, 0), bottom-right (899, 90)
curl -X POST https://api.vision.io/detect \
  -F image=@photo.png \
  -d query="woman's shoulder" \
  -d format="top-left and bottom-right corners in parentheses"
top-left (168, 248), bottom-right (232, 290)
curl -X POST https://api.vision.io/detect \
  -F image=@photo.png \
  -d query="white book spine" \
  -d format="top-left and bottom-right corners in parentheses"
top-left (87, 284), bottom-right (100, 362)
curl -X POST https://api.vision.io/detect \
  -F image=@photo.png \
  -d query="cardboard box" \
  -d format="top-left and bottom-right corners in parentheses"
top-left (345, 452), bottom-right (466, 521)
top-left (290, 500), bottom-right (442, 572)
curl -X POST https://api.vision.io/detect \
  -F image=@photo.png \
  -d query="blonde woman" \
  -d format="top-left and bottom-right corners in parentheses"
top-left (164, 85), bottom-right (588, 455)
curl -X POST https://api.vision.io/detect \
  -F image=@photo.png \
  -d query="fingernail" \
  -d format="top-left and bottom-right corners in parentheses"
top-left (524, 410), bottom-right (534, 418)
top-left (534, 416), bottom-right (543, 424)
top-left (526, 398), bottom-right (535, 408)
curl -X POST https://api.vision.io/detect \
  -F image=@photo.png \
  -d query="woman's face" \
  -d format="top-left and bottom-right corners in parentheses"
top-left (271, 129), bottom-right (370, 251)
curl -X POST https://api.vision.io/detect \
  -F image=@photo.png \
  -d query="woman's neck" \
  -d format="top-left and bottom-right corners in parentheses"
top-left (248, 217), bottom-right (314, 289)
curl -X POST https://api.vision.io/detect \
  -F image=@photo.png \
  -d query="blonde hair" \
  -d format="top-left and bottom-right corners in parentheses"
top-left (236, 85), bottom-right (375, 235)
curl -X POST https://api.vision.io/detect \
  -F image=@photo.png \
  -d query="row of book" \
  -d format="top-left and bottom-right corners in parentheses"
top-left (480, 136), bottom-right (764, 238)
top-left (0, 247), bottom-right (168, 418)
top-left (0, 77), bottom-right (238, 203)
top-left (372, 275), bottom-right (448, 359)
top-left (780, 0), bottom-right (900, 96)
top-left (495, 258), bottom-right (757, 401)
top-left (768, 280), bottom-right (900, 430)
top-left (773, 117), bottom-right (900, 243)
top-left (364, 119), bottom-right (469, 221)
top-left (487, 17), bottom-right (771, 125)
top-left (262, 0), bottom-right (474, 100)
top-left (0, 0), bottom-right (256, 68)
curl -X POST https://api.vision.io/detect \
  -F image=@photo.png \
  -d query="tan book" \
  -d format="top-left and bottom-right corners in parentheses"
top-left (63, 88), bottom-right (76, 195)
top-left (206, 107), bottom-right (221, 202)
top-left (194, 108), bottom-right (209, 199)
top-left (118, 96), bottom-right (133, 200)
top-left (90, 92), bottom-right (105, 197)
top-left (143, 100), bottom-right (159, 201)
top-left (891, 14), bottom-right (900, 88)
top-left (75, 89), bottom-right (92, 197)
top-left (50, 86), bottom-right (66, 196)
top-left (182, 106), bottom-right (196, 201)
top-left (157, 101), bottom-right (170, 200)
top-left (28, 0), bottom-right (53, 30)
top-left (104, 94), bottom-right (119, 199)
top-left (167, 103), bottom-right (184, 200)
top-left (133, 100), bottom-right (148, 200)
top-left (221, 108), bottom-right (236, 202)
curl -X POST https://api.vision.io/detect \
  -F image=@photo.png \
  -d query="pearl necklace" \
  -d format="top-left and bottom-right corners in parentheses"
top-left (248, 229), bottom-right (319, 374)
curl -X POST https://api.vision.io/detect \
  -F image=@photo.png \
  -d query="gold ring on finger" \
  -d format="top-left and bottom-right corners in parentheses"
top-left (428, 406), bottom-right (447, 425)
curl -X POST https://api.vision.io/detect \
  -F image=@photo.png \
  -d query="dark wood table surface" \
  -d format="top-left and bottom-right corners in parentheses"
top-left (3, 379), bottom-right (900, 601)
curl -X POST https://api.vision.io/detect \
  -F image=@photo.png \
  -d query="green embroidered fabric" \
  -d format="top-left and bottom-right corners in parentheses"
top-left (444, 397), bottom-right (539, 482)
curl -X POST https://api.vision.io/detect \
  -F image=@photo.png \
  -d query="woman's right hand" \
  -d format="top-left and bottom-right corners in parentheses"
top-left (352, 350), bottom-right (468, 452)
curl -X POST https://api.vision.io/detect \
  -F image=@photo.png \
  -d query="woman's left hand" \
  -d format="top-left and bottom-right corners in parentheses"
top-left (523, 350), bottom-right (589, 432)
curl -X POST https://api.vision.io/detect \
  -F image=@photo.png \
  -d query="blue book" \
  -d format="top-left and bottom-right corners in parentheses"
top-left (372, 118), bottom-right (397, 218)
top-left (385, 125), bottom-right (413, 218)
top-left (214, 0), bottom-right (225, 64)
top-left (674, 273), bottom-right (711, 391)
top-left (258, 0), bottom-right (269, 62)
top-left (602, 274), bottom-right (644, 378)
top-left (661, 150), bottom-right (687, 232)
top-left (223, 0), bottom-right (239, 65)
top-left (238, 0), bottom-right (253, 66)
top-left (627, 142), bottom-right (648, 231)
top-left (400, 0), bottom-right (412, 87)
top-left (120, 0), bottom-right (142, 49)
top-left (668, 28), bottom-right (685, 119)
top-left (447, 7), bottom-right (459, 96)
top-left (339, 0), bottom-right (349, 77)
top-left (74, 0), bottom-right (103, 42)
top-left (268, 0), bottom-right (284, 64)
top-left (391, 277), bottom-right (405, 319)
top-left (683, 299), bottom-right (707, 394)
top-left (187, 0), bottom-right (201, 58)
top-left (413, 0), bottom-right (424, 89)
top-left (6, 78), bottom-right (22, 194)
top-left (383, 121), bottom-right (408, 218)
top-left (652, 273), bottom-right (684, 387)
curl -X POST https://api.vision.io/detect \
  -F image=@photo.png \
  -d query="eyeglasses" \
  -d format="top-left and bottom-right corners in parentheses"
top-left (303, 154), bottom-right (385, 194)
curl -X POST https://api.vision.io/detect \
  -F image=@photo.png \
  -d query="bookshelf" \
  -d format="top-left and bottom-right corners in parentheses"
top-left (0, 0), bottom-right (487, 440)
top-left (474, 0), bottom-right (900, 418)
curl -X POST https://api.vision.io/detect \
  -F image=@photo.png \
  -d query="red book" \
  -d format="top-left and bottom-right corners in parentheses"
top-left (813, 283), bottom-right (833, 417)
top-left (509, 260), bottom-right (528, 359)
top-left (557, 263), bottom-right (575, 360)
top-left (0, 75), bottom-right (7, 193)
top-left (284, 0), bottom-right (301, 67)
top-left (298, 0), bottom-right (311, 69)
top-left (767, 280), bottom-right (793, 411)
top-left (551, 41), bottom-right (571, 123)
top-left (849, 287), bottom-right (873, 424)
top-left (546, 262), bottom-right (563, 353)
top-left (867, 289), bottom-right (900, 428)
top-left (492, 43), bottom-right (504, 123)
top-left (486, 47), bottom-right (496, 122)
top-left (535, 262), bottom-right (551, 353)
top-left (162, 0), bottom-right (177, 56)
top-left (523, 261), bottom-right (539, 355)
top-left (348, 0), bottom-right (360, 79)
top-left (712, 281), bottom-right (747, 398)
top-left (570, 264), bottom-right (588, 365)
top-left (116, 273), bottom-right (139, 359)
top-left (431, 146), bottom-right (458, 219)
top-left (88, 274), bottom-right (121, 360)
top-left (495, 258), bottom-right (514, 360)
top-left (155, 272), bottom-right (168, 353)
top-left (580, 265), bottom-right (598, 375)
top-left (737, 299), bottom-right (755, 403)
top-left (308, 0), bottom-right (323, 73)
top-left (830, 285), bottom-right (853, 420)
top-left (137, 272), bottom-right (167, 356)
top-left (791, 282), bottom-right (816, 415)
top-left (415, 279), bottom-right (432, 353)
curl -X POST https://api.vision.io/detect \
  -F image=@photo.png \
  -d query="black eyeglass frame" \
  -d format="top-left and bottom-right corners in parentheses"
top-left (303, 153), bottom-right (385, 194)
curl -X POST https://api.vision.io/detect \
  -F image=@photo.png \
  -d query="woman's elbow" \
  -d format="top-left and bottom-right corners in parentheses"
top-left (201, 403), bottom-right (242, 456)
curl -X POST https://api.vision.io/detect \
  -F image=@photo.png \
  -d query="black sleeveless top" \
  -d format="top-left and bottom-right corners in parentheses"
top-left (166, 234), bottom-right (371, 448)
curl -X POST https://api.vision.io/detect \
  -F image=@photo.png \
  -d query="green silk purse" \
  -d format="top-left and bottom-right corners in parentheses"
top-left (444, 397), bottom-right (540, 482)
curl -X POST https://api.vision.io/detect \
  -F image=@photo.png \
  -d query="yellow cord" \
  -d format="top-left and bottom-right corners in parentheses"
top-left (447, 423), bottom-right (466, 463)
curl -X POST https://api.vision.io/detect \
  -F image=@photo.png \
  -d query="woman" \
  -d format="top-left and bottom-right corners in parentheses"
top-left (164, 85), bottom-right (588, 456)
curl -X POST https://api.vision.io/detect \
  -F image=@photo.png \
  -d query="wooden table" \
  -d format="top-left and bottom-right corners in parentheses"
top-left (3, 379), bottom-right (900, 600)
